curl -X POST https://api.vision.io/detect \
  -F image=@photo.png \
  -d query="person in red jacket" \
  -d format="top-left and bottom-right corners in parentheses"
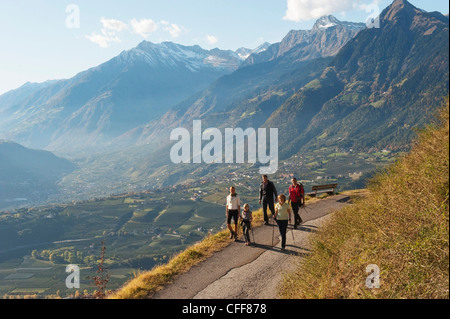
top-left (288, 177), bottom-right (304, 229)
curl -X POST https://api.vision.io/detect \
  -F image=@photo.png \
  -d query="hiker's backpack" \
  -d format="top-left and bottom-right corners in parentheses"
top-left (299, 183), bottom-right (304, 195)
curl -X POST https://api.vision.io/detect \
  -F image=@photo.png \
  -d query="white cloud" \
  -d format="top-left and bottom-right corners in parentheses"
top-left (283, 0), bottom-right (360, 22)
top-left (86, 18), bottom-right (127, 48)
top-left (130, 19), bottom-right (159, 38)
top-left (100, 18), bottom-right (128, 33)
top-left (206, 35), bottom-right (218, 44)
top-left (86, 17), bottom-right (186, 48)
top-left (161, 20), bottom-right (185, 38)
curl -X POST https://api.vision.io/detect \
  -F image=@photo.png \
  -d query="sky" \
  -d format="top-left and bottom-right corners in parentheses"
top-left (0, 0), bottom-right (448, 96)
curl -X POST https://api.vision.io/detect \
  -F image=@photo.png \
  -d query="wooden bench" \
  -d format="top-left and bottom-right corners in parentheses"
top-left (307, 184), bottom-right (338, 197)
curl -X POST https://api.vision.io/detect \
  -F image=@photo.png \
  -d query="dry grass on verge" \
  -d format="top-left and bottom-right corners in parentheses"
top-left (279, 100), bottom-right (449, 299)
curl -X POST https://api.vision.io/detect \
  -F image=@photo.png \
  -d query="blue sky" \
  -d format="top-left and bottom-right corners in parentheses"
top-left (0, 0), bottom-right (448, 96)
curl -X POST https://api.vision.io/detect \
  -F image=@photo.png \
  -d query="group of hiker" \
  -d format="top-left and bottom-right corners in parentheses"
top-left (225, 175), bottom-right (305, 250)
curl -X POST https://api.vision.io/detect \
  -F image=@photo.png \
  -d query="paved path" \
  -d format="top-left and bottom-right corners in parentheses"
top-left (152, 194), bottom-right (351, 299)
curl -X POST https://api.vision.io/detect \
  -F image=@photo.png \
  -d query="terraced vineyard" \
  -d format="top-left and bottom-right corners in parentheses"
top-left (0, 192), bottom-right (225, 298)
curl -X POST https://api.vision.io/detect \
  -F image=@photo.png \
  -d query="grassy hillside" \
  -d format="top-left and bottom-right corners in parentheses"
top-left (279, 99), bottom-right (449, 299)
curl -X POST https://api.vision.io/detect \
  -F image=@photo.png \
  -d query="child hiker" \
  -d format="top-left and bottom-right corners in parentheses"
top-left (240, 203), bottom-right (253, 246)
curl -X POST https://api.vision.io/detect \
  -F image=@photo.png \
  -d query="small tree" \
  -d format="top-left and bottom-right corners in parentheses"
top-left (91, 240), bottom-right (110, 298)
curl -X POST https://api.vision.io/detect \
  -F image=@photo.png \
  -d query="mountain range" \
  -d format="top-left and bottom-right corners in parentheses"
top-left (124, 0), bottom-right (448, 161)
top-left (0, 14), bottom-right (368, 154)
top-left (0, 0), bottom-right (448, 206)
top-left (242, 15), bottom-right (366, 66)
top-left (0, 140), bottom-right (76, 210)
top-left (113, 14), bottom-right (368, 149)
top-left (0, 42), bottom-right (264, 153)
top-left (268, 0), bottom-right (449, 157)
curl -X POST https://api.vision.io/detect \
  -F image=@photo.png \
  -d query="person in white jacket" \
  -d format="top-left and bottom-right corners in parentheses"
top-left (226, 186), bottom-right (240, 240)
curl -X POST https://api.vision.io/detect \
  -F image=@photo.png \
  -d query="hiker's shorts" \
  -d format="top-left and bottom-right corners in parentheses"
top-left (227, 209), bottom-right (239, 225)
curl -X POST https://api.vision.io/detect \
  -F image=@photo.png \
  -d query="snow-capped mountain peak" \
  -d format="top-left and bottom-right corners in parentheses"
top-left (314, 15), bottom-right (341, 29)
top-left (116, 41), bottom-right (240, 72)
top-left (235, 42), bottom-right (271, 60)
top-left (312, 15), bottom-right (366, 31)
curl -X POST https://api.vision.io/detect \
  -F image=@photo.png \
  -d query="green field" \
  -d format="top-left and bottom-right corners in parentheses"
top-left (0, 192), bottom-right (226, 298)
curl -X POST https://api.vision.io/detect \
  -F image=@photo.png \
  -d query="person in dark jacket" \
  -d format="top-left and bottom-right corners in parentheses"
top-left (259, 175), bottom-right (278, 225)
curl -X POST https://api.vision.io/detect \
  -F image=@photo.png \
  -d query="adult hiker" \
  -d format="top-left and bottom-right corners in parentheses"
top-left (274, 194), bottom-right (292, 251)
top-left (288, 177), bottom-right (304, 229)
top-left (226, 186), bottom-right (240, 241)
top-left (259, 174), bottom-right (278, 225)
